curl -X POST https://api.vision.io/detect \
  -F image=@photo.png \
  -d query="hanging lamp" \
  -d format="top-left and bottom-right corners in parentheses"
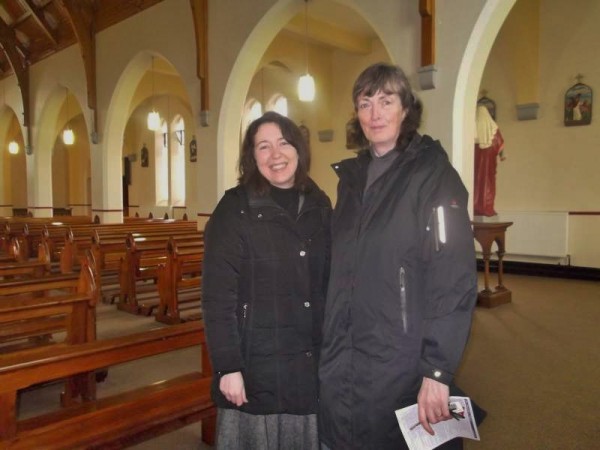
top-left (298, 0), bottom-right (315, 102)
top-left (147, 56), bottom-right (161, 130)
top-left (8, 141), bottom-right (19, 154)
top-left (63, 88), bottom-right (74, 145)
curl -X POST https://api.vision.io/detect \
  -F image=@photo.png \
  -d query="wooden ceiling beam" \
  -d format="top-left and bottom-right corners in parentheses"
top-left (0, 17), bottom-right (31, 129)
top-left (95, 0), bottom-right (165, 31)
top-left (22, 0), bottom-right (59, 47)
top-left (0, 17), bottom-right (30, 59)
top-left (190, 0), bottom-right (208, 112)
top-left (58, 0), bottom-right (97, 134)
top-left (419, 0), bottom-right (435, 66)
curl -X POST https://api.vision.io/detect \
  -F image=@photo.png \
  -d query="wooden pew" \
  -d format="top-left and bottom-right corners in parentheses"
top-left (0, 258), bottom-right (98, 405)
top-left (2, 223), bottom-right (33, 259)
top-left (61, 220), bottom-right (196, 271)
top-left (3, 218), bottom-right (196, 267)
top-left (55, 221), bottom-right (197, 271)
top-left (0, 236), bottom-right (23, 263)
top-left (0, 236), bottom-right (52, 281)
top-left (117, 233), bottom-right (203, 315)
top-left (0, 294), bottom-right (91, 351)
top-left (86, 229), bottom-right (202, 304)
top-left (156, 238), bottom-right (204, 324)
top-left (1, 216), bottom-right (93, 259)
top-left (0, 256), bottom-right (98, 350)
top-left (62, 224), bottom-right (201, 273)
top-left (0, 259), bottom-right (50, 281)
top-left (0, 321), bottom-right (216, 449)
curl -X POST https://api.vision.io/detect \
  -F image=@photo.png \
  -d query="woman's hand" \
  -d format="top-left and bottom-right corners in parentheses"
top-left (219, 371), bottom-right (248, 407)
top-left (417, 377), bottom-right (451, 435)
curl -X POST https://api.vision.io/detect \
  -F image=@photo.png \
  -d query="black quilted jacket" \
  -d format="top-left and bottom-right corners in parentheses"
top-left (319, 134), bottom-right (478, 449)
top-left (202, 180), bottom-right (331, 415)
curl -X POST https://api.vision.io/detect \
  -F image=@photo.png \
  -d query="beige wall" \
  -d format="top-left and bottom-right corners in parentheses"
top-left (52, 144), bottom-right (68, 208)
top-left (481, 0), bottom-right (600, 266)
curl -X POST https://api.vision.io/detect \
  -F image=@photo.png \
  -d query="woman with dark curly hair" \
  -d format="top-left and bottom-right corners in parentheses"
top-left (202, 111), bottom-right (331, 449)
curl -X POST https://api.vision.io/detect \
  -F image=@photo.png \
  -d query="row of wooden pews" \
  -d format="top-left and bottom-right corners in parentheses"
top-left (0, 249), bottom-right (99, 409)
top-left (1, 215), bottom-right (205, 331)
top-left (118, 234), bottom-right (204, 319)
top-left (0, 321), bottom-right (216, 449)
top-left (0, 215), bottom-right (214, 447)
top-left (0, 257), bottom-right (97, 351)
top-left (1, 215), bottom-right (94, 260)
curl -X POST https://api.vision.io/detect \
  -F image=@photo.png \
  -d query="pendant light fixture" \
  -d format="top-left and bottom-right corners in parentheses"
top-left (298, 0), bottom-right (315, 102)
top-left (147, 56), bottom-right (161, 131)
top-left (62, 88), bottom-right (74, 146)
top-left (8, 141), bottom-right (19, 154)
top-left (2, 86), bottom-right (18, 154)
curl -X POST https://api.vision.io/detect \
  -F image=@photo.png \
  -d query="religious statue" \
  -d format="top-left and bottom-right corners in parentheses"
top-left (474, 105), bottom-right (505, 217)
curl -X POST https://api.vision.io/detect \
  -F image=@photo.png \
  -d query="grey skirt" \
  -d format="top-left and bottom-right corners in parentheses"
top-left (216, 408), bottom-right (318, 450)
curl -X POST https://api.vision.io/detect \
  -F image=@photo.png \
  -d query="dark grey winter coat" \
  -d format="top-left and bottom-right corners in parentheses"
top-left (202, 181), bottom-right (331, 415)
top-left (318, 134), bottom-right (478, 449)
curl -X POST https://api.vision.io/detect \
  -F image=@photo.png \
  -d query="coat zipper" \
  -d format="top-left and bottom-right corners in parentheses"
top-left (399, 267), bottom-right (408, 334)
top-left (240, 303), bottom-right (249, 333)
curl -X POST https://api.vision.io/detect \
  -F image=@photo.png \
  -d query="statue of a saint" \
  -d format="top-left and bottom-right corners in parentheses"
top-left (474, 105), bottom-right (505, 217)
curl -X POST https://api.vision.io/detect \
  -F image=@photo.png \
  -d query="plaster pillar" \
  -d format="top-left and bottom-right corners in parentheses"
top-left (90, 139), bottom-right (123, 224)
top-left (27, 147), bottom-right (53, 217)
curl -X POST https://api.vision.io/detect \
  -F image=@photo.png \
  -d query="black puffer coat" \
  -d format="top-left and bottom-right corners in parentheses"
top-left (202, 180), bottom-right (331, 415)
top-left (319, 134), bottom-right (477, 449)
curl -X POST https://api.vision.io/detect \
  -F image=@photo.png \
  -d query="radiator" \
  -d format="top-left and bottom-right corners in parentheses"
top-left (495, 211), bottom-right (569, 258)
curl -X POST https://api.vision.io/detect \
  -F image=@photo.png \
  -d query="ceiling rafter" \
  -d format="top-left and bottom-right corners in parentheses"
top-left (190, 0), bottom-right (209, 111)
top-left (58, 0), bottom-right (97, 133)
top-left (0, 16), bottom-right (31, 128)
top-left (0, 23), bottom-right (30, 60)
top-left (22, 0), bottom-right (59, 47)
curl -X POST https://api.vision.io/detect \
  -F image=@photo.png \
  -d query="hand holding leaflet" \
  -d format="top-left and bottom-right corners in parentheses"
top-left (395, 396), bottom-right (480, 450)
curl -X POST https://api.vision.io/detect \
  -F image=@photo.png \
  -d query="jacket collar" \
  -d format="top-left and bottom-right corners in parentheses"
top-left (332, 133), bottom-right (425, 187)
top-left (244, 178), bottom-right (325, 220)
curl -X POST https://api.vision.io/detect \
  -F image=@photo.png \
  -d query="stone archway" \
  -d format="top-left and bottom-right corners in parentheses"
top-left (101, 52), bottom-right (195, 223)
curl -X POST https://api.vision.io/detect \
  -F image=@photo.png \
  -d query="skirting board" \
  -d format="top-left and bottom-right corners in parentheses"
top-left (476, 259), bottom-right (600, 281)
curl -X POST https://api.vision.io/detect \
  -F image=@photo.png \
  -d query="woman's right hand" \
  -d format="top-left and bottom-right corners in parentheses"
top-left (219, 371), bottom-right (248, 406)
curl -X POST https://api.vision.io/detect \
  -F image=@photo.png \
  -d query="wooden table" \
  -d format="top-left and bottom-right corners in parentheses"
top-left (472, 221), bottom-right (513, 308)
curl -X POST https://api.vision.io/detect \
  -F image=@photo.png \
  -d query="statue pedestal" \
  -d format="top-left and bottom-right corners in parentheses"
top-left (473, 214), bottom-right (500, 223)
top-left (472, 221), bottom-right (513, 308)
top-left (476, 286), bottom-right (512, 308)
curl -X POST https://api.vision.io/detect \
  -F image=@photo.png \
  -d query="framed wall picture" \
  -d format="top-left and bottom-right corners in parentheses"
top-left (189, 136), bottom-right (197, 162)
top-left (299, 124), bottom-right (310, 151)
top-left (564, 82), bottom-right (592, 126)
top-left (140, 144), bottom-right (149, 167)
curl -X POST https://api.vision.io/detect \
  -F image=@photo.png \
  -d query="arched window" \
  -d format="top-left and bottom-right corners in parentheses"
top-left (171, 116), bottom-right (185, 206)
top-left (155, 121), bottom-right (169, 206)
top-left (242, 99), bottom-right (263, 135)
top-left (154, 117), bottom-right (186, 208)
top-left (267, 94), bottom-right (288, 117)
